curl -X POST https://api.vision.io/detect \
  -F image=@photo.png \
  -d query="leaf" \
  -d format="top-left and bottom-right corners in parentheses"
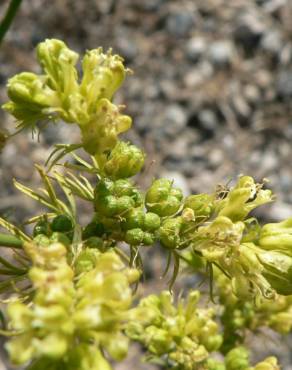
top-left (0, 217), bottom-right (31, 242)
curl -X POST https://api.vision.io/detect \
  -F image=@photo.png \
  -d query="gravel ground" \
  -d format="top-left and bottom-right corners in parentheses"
top-left (1, 0), bottom-right (292, 369)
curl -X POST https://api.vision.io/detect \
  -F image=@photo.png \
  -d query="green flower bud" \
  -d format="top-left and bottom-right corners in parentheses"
top-left (95, 195), bottom-right (118, 217)
top-left (33, 220), bottom-right (51, 237)
top-left (259, 218), bottom-right (292, 256)
top-left (144, 212), bottom-right (161, 231)
top-left (51, 214), bottom-right (73, 232)
top-left (83, 236), bottom-right (105, 251)
top-left (95, 178), bottom-right (115, 197)
top-left (81, 99), bottom-right (131, 155)
top-left (33, 234), bottom-right (51, 247)
top-left (113, 179), bottom-right (134, 196)
top-left (123, 208), bottom-right (145, 230)
top-left (75, 249), bottom-right (100, 274)
top-left (116, 196), bottom-right (135, 214)
top-left (207, 358), bottom-right (226, 370)
top-left (184, 193), bottom-right (214, 219)
top-left (145, 178), bottom-right (183, 216)
top-left (258, 250), bottom-right (292, 295)
top-left (82, 220), bottom-right (105, 239)
top-left (254, 357), bottom-right (279, 370)
top-left (159, 217), bottom-right (183, 249)
top-left (125, 228), bottom-right (144, 245)
top-left (37, 39), bottom-right (79, 97)
top-left (225, 347), bottom-right (250, 370)
top-left (104, 142), bottom-right (145, 179)
top-left (50, 232), bottom-right (71, 248)
top-left (3, 72), bottom-right (61, 129)
top-left (80, 48), bottom-right (126, 105)
top-left (142, 232), bottom-right (156, 246)
top-left (269, 312), bottom-right (292, 334)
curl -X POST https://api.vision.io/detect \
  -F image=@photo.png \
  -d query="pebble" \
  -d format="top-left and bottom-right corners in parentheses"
top-left (186, 37), bottom-right (206, 62)
top-left (208, 40), bottom-right (234, 67)
top-left (261, 30), bottom-right (283, 54)
top-left (276, 70), bottom-right (292, 99)
top-left (166, 10), bottom-right (195, 37)
top-left (161, 104), bottom-right (188, 137)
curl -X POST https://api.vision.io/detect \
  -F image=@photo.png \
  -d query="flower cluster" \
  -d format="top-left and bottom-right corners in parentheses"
top-left (126, 290), bottom-right (222, 370)
top-left (1, 39), bottom-right (292, 370)
top-left (6, 239), bottom-right (140, 369)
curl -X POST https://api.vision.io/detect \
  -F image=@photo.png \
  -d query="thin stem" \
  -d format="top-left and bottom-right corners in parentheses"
top-left (0, 0), bottom-right (23, 44)
top-left (0, 232), bottom-right (23, 249)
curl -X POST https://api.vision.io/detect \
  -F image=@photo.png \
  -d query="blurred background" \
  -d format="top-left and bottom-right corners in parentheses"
top-left (0, 0), bottom-right (292, 369)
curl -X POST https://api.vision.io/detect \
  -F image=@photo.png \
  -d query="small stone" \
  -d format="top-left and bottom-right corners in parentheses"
top-left (186, 37), bottom-right (206, 62)
top-left (166, 10), bottom-right (195, 37)
top-left (243, 84), bottom-right (261, 104)
top-left (197, 109), bottom-right (218, 134)
top-left (115, 38), bottom-right (137, 62)
top-left (276, 70), bottom-right (292, 99)
top-left (261, 30), bottom-right (283, 54)
top-left (162, 104), bottom-right (188, 137)
top-left (208, 40), bottom-right (234, 67)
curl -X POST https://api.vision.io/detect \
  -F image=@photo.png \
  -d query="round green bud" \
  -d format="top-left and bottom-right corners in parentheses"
top-left (225, 347), bottom-right (250, 370)
top-left (131, 188), bottom-right (143, 207)
top-left (33, 220), bottom-right (51, 237)
top-left (144, 213), bottom-right (161, 231)
top-left (142, 232), bottom-right (155, 246)
top-left (183, 193), bottom-right (214, 219)
top-left (159, 217), bottom-right (183, 249)
top-left (82, 220), bottom-right (105, 239)
top-left (51, 214), bottom-right (73, 232)
top-left (33, 234), bottom-right (51, 247)
top-left (96, 195), bottom-right (118, 216)
top-left (145, 178), bottom-right (183, 216)
top-left (114, 179), bottom-right (133, 196)
top-left (50, 232), bottom-right (71, 247)
top-left (104, 141), bottom-right (145, 179)
top-left (258, 250), bottom-right (292, 295)
top-left (116, 196), bottom-right (135, 214)
top-left (94, 179), bottom-right (115, 201)
top-left (125, 228), bottom-right (144, 245)
top-left (84, 236), bottom-right (104, 250)
top-left (123, 208), bottom-right (145, 230)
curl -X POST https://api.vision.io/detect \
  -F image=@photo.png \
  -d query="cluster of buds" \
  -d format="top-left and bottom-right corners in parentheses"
top-left (126, 290), bottom-right (222, 370)
top-left (3, 39), bottom-right (131, 160)
top-left (6, 239), bottom-right (140, 369)
top-left (3, 39), bottom-right (292, 370)
top-left (206, 346), bottom-right (279, 370)
top-left (214, 268), bottom-right (292, 352)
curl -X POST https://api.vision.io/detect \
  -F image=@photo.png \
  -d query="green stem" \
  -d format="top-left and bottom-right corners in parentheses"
top-left (0, 0), bottom-right (23, 44)
top-left (0, 232), bottom-right (23, 248)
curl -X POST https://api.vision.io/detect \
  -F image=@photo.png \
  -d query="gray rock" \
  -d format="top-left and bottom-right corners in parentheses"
top-left (276, 70), bottom-right (292, 99)
top-left (186, 37), bottom-right (206, 62)
top-left (166, 10), bottom-right (195, 37)
top-left (261, 30), bottom-right (283, 54)
top-left (208, 40), bottom-right (235, 66)
top-left (115, 37), bottom-right (138, 62)
top-left (198, 109), bottom-right (218, 133)
top-left (162, 104), bottom-right (188, 137)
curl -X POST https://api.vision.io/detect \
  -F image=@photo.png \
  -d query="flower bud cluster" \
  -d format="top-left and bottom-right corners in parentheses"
top-left (6, 239), bottom-right (140, 369)
top-left (214, 268), bottom-right (292, 352)
top-left (3, 39), bottom-right (130, 157)
top-left (126, 290), bottom-right (222, 370)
